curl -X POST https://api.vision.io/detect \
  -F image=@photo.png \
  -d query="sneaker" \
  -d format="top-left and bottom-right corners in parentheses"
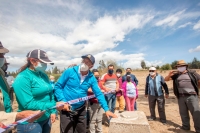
top-left (119, 111), bottom-right (124, 113)
top-left (104, 121), bottom-right (110, 127)
top-left (148, 118), bottom-right (156, 121)
top-left (160, 120), bottom-right (167, 124)
top-left (175, 126), bottom-right (190, 131)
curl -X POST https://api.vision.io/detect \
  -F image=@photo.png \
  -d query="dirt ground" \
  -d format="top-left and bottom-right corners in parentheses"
top-left (13, 70), bottom-right (200, 133)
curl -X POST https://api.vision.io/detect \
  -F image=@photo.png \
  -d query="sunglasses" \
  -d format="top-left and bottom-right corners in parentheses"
top-left (149, 70), bottom-right (155, 72)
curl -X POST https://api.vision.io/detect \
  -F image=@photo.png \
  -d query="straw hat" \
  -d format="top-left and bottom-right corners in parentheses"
top-left (176, 60), bottom-right (188, 67)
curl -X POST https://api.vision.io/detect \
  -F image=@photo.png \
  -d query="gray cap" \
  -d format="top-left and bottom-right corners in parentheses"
top-left (26, 49), bottom-right (54, 64)
top-left (0, 41), bottom-right (9, 53)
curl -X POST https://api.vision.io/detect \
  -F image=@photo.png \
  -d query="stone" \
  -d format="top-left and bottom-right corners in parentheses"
top-left (108, 111), bottom-right (151, 133)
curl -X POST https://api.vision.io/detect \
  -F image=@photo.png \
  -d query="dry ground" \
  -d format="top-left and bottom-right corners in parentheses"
top-left (13, 70), bottom-right (200, 133)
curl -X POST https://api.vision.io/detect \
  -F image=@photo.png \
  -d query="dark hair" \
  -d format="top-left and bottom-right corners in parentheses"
top-left (18, 58), bottom-right (32, 73)
top-left (92, 69), bottom-right (99, 74)
top-left (126, 68), bottom-right (132, 71)
top-left (108, 64), bottom-right (114, 68)
top-left (116, 69), bottom-right (122, 73)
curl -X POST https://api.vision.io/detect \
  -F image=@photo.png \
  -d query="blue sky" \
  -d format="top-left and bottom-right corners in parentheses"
top-left (0, 0), bottom-right (200, 71)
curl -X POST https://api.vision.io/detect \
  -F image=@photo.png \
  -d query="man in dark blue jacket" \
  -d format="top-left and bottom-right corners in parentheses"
top-left (122, 68), bottom-right (138, 110)
top-left (54, 54), bottom-right (116, 133)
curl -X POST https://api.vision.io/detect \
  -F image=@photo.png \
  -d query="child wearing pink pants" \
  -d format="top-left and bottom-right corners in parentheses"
top-left (122, 75), bottom-right (138, 111)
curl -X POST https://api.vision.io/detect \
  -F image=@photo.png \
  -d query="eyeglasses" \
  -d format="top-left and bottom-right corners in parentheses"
top-left (149, 70), bottom-right (155, 72)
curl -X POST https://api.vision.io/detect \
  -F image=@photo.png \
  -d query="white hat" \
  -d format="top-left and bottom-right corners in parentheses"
top-left (149, 67), bottom-right (156, 71)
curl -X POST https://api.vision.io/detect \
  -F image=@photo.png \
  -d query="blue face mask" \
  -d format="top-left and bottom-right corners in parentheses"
top-left (35, 62), bottom-right (47, 72)
top-left (0, 58), bottom-right (5, 67)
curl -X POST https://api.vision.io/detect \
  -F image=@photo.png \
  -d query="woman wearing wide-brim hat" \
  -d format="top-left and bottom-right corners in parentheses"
top-left (165, 60), bottom-right (200, 133)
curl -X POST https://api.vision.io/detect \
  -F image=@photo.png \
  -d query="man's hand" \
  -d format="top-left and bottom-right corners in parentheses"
top-left (50, 114), bottom-right (56, 123)
top-left (165, 71), bottom-right (175, 81)
top-left (168, 71), bottom-right (175, 77)
top-left (56, 102), bottom-right (65, 111)
top-left (145, 95), bottom-right (148, 98)
top-left (105, 111), bottom-right (117, 119)
top-left (0, 122), bottom-right (6, 128)
top-left (106, 88), bottom-right (111, 92)
top-left (63, 103), bottom-right (70, 111)
top-left (115, 88), bottom-right (119, 92)
top-left (165, 94), bottom-right (169, 99)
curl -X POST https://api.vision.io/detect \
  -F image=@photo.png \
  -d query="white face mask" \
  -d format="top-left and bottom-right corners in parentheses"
top-left (80, 63), bottom-right (89, 72)
top-left (177, 66), bottom-right (186, 72)
top-left (149, 72), bottom-right (155, 76)
top-left (0, 58), bottom-right (5, 68)
top-left (116, 73), bottom-right (121, 77)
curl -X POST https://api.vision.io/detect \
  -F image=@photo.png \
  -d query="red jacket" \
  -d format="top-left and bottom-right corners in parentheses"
top-left (116, 77), bottom-right (123, 96)
top-left (88, 80), bottom-right (104, 103)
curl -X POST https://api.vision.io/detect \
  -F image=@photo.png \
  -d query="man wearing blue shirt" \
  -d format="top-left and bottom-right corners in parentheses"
top-left (54, 54), bottom-right (116, 133)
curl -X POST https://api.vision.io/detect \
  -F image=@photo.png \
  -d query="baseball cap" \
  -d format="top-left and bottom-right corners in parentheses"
top-left (0, 41), bottom-right (9, 53)
top-left (26, 49), bottom-right (54, 64)
top-left (149, 67), bottom-right (156, 71)
top-left (81, 54), bottom-right (95, 64)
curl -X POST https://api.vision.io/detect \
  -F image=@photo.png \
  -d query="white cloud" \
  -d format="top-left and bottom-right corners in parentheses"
top-left (0, 1), bottom-right (155, 71)
top-left (145, 60), bottom-right (163, 67)
top-left (193, 20), bottom-right (200, 30)
top-left (198, 2), bottom-right (200, 6)
top-left (3, 1), bottom-right (198, 71)
top-left (189, 45), bottom-right (200, 53)
top-left (155, 10), bottom-right (185, 27)
top-left (178, 22), bottom-right (192, 28)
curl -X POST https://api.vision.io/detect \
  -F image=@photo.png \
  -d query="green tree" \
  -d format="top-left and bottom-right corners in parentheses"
top-left (190, 57), bottom-right (200, 69)
top-left (141, 60), bottom-right (146, 69)
top-left (52, 66), bottom-right (58, 74)
top-left (161, 63), bottom-right (172, 70)
top-left (156, 65), bottom-right (160, 70)
top-left (171, 60), bottom-right (178, 69)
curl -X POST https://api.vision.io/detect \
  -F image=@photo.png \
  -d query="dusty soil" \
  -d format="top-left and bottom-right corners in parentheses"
top-left (13, 70), bottom-right (200, 133)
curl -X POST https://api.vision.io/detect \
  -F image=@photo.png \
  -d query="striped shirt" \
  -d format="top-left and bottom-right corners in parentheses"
top-left (101, 74), bottom-right (118, 91)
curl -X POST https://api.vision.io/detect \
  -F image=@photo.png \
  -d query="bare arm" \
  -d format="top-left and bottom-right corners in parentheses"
top-left (165, 71), bottom-right (174, 81)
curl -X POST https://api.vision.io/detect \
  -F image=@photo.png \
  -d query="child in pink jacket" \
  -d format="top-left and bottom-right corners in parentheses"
top-left (122, 75), bottom-right (138, 111)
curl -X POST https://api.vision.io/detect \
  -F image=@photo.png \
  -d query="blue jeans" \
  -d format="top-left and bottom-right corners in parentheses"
top-left (105, 93), bottom-right (116, 113)
top-left (17, 118), bottom-right (51, 133)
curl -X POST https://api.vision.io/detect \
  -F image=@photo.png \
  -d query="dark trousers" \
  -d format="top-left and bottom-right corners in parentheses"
top-left (134, 101), bottom-right (137, 110)
top-left (178, 95), bottom-right (200, 132)
top-left (60, 106), bottom-right (86, 133)
top-left (148, 95), bottom-right (166, 122)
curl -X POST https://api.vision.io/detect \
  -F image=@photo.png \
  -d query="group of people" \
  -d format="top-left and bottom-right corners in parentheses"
top-left (145, 61), bottom-right (200, 133)
top-left (0, 41), bottom-right (200, 133)
top-left (0, 42), bottom-right (116, 133)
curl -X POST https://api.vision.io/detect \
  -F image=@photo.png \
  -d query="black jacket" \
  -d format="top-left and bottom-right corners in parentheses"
top-left (172, 69), bottom-right (199, 99)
